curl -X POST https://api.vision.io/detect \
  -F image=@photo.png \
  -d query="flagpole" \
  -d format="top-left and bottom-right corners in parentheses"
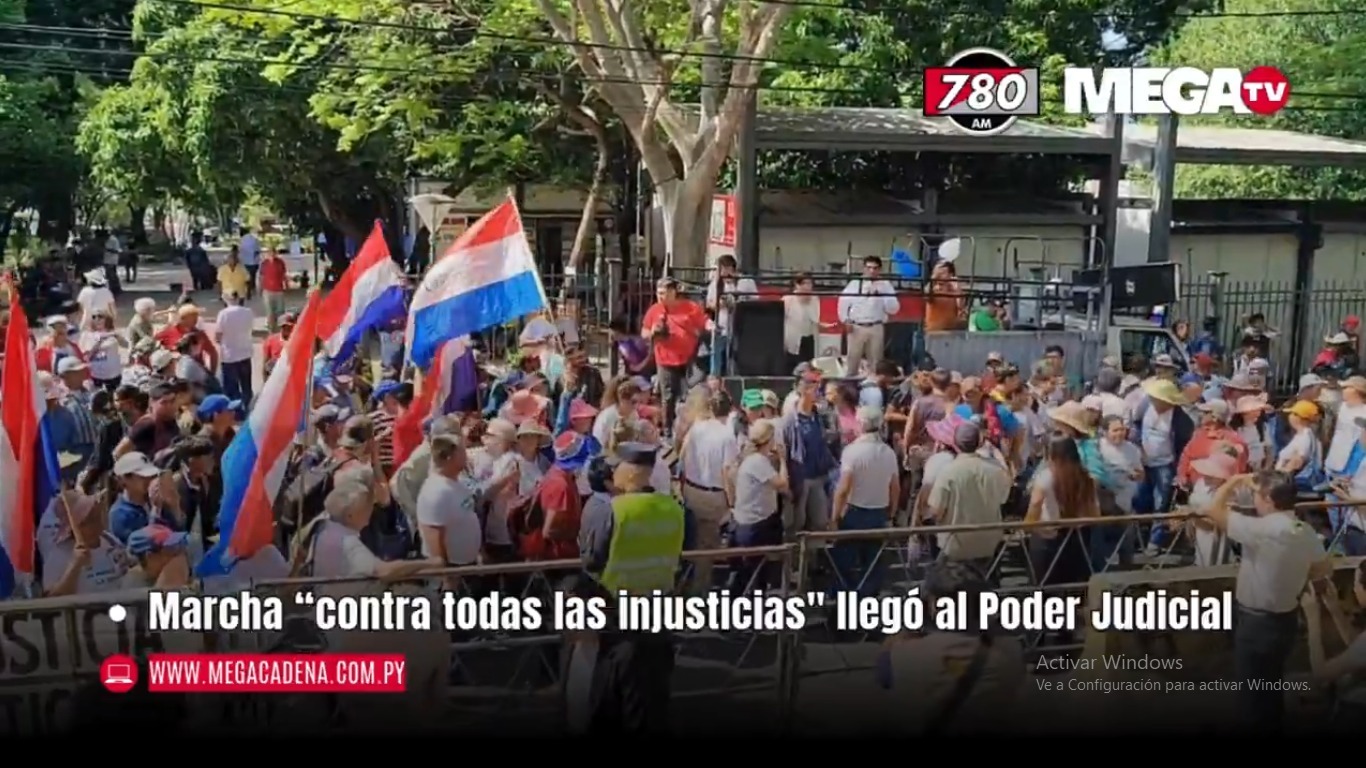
top-left (507, 192), bottom-right (563, 354)
top-left (291, 295), bottom-right (319, 553)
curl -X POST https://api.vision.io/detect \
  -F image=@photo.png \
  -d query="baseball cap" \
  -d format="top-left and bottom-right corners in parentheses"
top-left (56, 357), bottom-right (88, 375)
top-left (1300, 373), bottom-right (1326, 389)
top-left (371, 380), bottom-right (403, 403)
top-left (278, 312), bottom-right (297, 327)
top-left (196, 394), bottom-right (242, 420)
top-left (312, 404), bottom-right (349, 427)
top-left (1283, 400), bottom-right (1321, 422)
top-left (126, 525), bottom-right (189, 558)
top-left (113, 452), bottom-right (160, 478)
top-left (149, 349), bottom-right (179, 370)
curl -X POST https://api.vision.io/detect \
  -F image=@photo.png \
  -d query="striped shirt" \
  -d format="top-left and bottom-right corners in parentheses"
top-left (64, 390), bottom-right (101, 449)
top-left (368, 408), bottom-right (398, 472)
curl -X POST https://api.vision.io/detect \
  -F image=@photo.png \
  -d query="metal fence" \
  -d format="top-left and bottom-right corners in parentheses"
top-left (4, 501), bottom-right (1360, 734)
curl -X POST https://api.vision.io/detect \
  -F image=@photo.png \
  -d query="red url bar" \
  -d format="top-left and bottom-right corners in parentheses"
top-left (141, 653), bottom-right (408, 693)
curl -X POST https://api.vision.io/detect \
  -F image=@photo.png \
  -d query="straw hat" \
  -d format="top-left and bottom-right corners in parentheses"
top-left (483, 418), bottom-right (517, 444)
top-left (1233, 395), bottom-right (1271, 415)
top-left (515, 421), bottom-right (552, 446)
top-left (1343, 376), bottom-right (1366, 396)
top-left (1048, 401), bottom-right (1094, 436)
top-left (1196, 399), bottom-right (1231, 421)
top-left (1191, 451), bottom-right (1239, 480)
top-left (1143, 378), bottom-right (1187, 406)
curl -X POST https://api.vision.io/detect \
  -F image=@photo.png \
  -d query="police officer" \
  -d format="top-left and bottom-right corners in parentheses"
top-left (1200, 470), bottom-right (1330, 730)
top-left (568, 442), bottom-right (687, 734)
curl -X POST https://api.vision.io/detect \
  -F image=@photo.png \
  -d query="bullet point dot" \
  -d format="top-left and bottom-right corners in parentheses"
top-left (108, 604), bottom-right (127, 623)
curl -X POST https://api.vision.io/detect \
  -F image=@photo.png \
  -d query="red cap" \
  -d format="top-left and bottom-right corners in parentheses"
top-left (1194, 352), bottom-right (1215, 365)
top-left (1345, 315), bottom-right (1360, 331)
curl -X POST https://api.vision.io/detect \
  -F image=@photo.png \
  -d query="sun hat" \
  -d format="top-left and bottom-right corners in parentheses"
top-left (1233, 395), bottom-right (1271, 415)
top-left (1048, 401), bottom-right (1094, 436)
top-left (483, 418), bottom-right (517, 444)
top-left (552, 431), bottom-right (594, 471)
top-left (926, 413), bottom-right (966, 448)
top-left (1196, 399), bottom-right (1231, 421)
top-left (568, 399), bottom-right (599, 421)
top-left (516, 421), bottom-right (552, 446)
top-left (1325, 332), bottom-right (1352, 345)
top-left (1143, 378), bottom-right (1187, 406)
top-left (504, 390), bottom-right (544, 425)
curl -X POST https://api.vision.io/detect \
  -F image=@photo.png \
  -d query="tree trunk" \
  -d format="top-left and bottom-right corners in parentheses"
top-left (560, 130), bottom-right (612, 302)
top-left (0, 204), bottom-right (18, 261)
top-left (128, 205), bottom-right (147, 245)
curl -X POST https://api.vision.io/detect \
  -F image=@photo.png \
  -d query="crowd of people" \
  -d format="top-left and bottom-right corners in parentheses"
top-left (3, 239), bottom-right (1366, 732)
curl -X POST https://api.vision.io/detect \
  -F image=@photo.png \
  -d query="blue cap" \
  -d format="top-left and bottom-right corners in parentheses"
top-left (127, 524), bottom-right (189, 558)
top-left (196, 394), bottom-right (242, 420)
top-left (1179, 373), bottom-right (1204, 387)
top-left (371, 380), bottom-right (402, 403)
top-left (616, 442), bottom-right (657, 468)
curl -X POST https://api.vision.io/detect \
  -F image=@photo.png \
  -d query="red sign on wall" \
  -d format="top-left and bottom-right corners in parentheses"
top-left (709, 194), bottom-right (736, 248)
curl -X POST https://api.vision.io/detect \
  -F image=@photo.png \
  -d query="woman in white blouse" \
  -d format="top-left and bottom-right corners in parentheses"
top-left (782, 273), bottom-right (823, 369)
top-left (1230, 395), bottom-right (1272, 470)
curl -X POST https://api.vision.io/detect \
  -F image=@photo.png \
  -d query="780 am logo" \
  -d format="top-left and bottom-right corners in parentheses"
top-left (923, 48), bottom-right (1042, 136)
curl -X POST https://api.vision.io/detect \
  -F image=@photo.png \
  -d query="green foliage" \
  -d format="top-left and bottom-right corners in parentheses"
top-left (1154, 0), bottom-right (1366, 199)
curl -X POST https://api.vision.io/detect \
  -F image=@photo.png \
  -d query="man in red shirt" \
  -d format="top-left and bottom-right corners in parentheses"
top-left (258, 247), bottom-right (289, 332)
top-left (640, 276), bottom-right (707, 430)
top-left (531, 432), bottom-right (591, 560)
top-left (155, 304), bottom-right (219, 373)
top-left (262, 311), bottom-right (295, 376)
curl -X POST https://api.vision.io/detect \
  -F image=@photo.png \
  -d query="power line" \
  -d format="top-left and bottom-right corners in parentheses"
top-left (8, 21), bottom-right (1366, 106)
top-left (5, 56), bottom-right (1362, 115)
top-left (0, 40), bottom-right (874, 96)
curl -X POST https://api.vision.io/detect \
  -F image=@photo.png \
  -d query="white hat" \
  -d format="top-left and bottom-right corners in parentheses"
top-left (937, 237), bottom-right (963, 263)
top-left (113, 452), bottom-right (160, 478)
top-left (83, 269), bottom-right (107, 286)
top-left (1325, 332), bottom-right (1352, 345)
top-left (56, 357), bottom-right (88, 375)
top-left (1300, 373), bottom-right (1326, 390)
top-left (36, 372), bottom-right (66, 401)
top-left (43, 315), bottom-right (69, 328)
top-left (149, 349), bottom-right (179, 371)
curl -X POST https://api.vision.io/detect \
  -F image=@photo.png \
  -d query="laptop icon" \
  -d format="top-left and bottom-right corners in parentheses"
top-left (104, 663), bottom-right (133, 685)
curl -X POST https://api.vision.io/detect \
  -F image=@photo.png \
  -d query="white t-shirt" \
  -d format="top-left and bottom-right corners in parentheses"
top-left (416, 473), bottom-right (482, 565)
top-left (733, 452), bottom-right (779, 525)
top-left (1030, 467), bottom-right (1062, 522)
top-left (1227, 511), bottom-right (1325, 613)
top-left (308, 521), bottom-right (381, 579)
top-left (76, 286), bottom-right (116, 329)
top-left (36, 503), bottom-right (130, 595)
top-left (921, 451), bottom-right (954, 488)
top-left (1140, 406), bottom-right (1175, 467)
top-left (1326, 403), bottom-right (1366, 473)
top-left (1239, 423), bottom-right (1269, 470)
top-left (706, 276), bottom-right (758, 334)
top-left (1277, 429), bottom-right (1319, 472)
top-left (81, 331), bottom-right (123, 381)
top-left (483, 453), bottom-right (521, 547)
top-left (1098, 439), bottom-right (1142, 513)
top-left (681, 419), bottom-right (738, 489)
top-left (591, 405), bottom-right (621, 448)
top-left (215, 305), bottom-right (255, 364)
top-left (840, 435), bottom-right (899, 509)
top-left (239, 234), bottom-right (261, 265)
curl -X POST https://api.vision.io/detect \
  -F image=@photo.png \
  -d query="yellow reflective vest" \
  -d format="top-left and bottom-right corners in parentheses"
top-left (599, 492), bottom-right (686, 594)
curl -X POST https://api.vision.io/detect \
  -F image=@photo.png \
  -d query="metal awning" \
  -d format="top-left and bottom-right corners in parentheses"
top-left (735, 106), bottom-right (1116, 154)
top-left (1121, 123), bottom-right (1366, 168)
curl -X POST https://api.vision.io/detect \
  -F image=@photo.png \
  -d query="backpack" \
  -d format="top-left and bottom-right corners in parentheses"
top-left (278, 454), bottom-right (360, 527)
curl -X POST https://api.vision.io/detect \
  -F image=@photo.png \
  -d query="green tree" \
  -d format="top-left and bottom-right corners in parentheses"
top-left (1155, 0), bottom-right (1366, 199)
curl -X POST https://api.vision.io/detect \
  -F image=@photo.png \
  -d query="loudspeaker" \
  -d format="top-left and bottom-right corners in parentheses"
top-left (1075, 263), bottom-right (1181, 309)
top-left (730, 301), bottom-right (789, 376)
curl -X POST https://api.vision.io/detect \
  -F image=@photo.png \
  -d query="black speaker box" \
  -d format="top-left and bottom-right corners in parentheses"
top-left (730, 301), bottom-right (789, 376)
top-left (1075, 263), bottom-right (1181, 309)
